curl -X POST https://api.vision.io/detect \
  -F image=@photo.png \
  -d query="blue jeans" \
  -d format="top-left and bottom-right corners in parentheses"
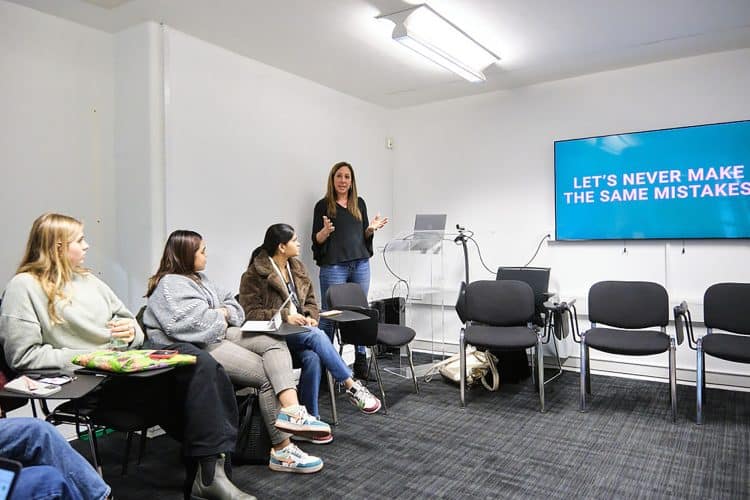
top-left (319, 258), bottom-right (370, 355)
top-left (286, 327), bottom-right (353, 418)
top-left (14, 466), bottom-right (83, 500)
top-left (0, 418), bottom-right (110, 500)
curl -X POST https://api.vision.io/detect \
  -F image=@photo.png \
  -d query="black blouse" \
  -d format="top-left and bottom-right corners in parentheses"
top-left (311, 197), bottom-right (373, 266)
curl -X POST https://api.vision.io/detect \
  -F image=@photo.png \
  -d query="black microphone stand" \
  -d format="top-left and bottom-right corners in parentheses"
top-left (454, 224), bottom-right (470, 284)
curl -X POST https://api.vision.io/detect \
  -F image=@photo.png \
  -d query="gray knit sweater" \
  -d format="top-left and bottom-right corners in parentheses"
top-left (143, 273), bottom-right (244, 347)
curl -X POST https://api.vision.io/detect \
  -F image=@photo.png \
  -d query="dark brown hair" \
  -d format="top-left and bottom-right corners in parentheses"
top-left (146, 229), bottom-right (203, 297)
top-left (249, 223), bottom-right (295, 266)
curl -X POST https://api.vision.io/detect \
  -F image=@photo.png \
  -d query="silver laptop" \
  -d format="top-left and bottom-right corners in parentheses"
top-left (411, 214), bottom-right (446, 252)
top-left (241, 295), bottom-right (291, 332)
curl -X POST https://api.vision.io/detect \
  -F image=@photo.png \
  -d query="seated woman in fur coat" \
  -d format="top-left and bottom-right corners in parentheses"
top-left (239, 223), bottom-right (381, 443)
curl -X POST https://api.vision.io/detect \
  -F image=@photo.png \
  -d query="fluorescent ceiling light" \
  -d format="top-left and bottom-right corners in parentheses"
top-left (378, 3), bottom-right (500, 83)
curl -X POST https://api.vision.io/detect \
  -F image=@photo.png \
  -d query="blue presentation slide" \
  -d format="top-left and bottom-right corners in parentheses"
top-left (554, 120), bottom-right (750, 240)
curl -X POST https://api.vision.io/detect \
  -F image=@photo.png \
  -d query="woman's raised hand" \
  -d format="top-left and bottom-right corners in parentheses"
top-left (368, 213), bottom-right (388, 233)
top-left (323, 216), bottom-right (335, 235)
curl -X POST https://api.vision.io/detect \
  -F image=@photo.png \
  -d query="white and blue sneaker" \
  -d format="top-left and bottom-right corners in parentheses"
top-left (269, 443), bottom-right (323, 474)
top-left (274, 405), bottom-right (331, 438)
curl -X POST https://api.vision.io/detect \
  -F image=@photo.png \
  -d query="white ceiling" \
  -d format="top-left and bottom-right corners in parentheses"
top-left (9, 0), bottom-right (750, 108)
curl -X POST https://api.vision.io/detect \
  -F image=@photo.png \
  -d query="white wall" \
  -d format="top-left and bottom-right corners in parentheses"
top-left (390, 48), bottom-right (750, 386)
top-left (162, 29), bottom-right (393, 295)
top-left (3, 1), bottom-right (749, 388)
top-left (0, 0), bottom-right (116, 291)
top-left (113, 22), bottom-right (167, 308)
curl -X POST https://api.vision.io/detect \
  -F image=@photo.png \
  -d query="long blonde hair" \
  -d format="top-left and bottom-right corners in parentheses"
top-left (16, 213), bottom-right (87, 324)
top-left (325, 161), bottom-right (362, 221)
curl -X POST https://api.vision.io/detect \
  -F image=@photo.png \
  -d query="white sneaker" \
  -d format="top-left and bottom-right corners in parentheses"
top-left (274, 405), bottom-right (331, 438)
top-left (269, 443), bottom-right (323, 474)
top-left (346, 381), bottom-right (382, 414)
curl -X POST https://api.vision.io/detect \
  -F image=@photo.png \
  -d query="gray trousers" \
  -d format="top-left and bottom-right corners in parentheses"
top-left (206, 327), bottom-right (296, 446)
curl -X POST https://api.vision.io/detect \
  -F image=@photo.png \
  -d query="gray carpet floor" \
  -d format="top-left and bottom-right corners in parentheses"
top-left (84, 360), bottom-right (750, 500)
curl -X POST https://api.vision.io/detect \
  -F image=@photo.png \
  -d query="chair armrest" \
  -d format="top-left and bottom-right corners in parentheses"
top-left (337, 304), bottom-right (379, 322)
top-left (673, 301), bottom-right (694, 349)
top-left (543, 299), bottom-right (581, 342)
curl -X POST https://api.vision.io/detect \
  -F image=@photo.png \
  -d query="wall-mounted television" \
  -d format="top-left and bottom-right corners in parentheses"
top-left (554, 120), bottom-right (750, 241)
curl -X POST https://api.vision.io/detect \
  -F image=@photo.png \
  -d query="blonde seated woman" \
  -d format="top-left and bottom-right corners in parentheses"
top-left (0, 213), bottom-right (253, 500)
top-left (143, 229), bottom-right (327, 473)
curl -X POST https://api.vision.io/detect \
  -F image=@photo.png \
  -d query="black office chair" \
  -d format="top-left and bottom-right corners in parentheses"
top-left (0, 348), bottom-right (31, 417)
top-left (496, 267), bottom-right (564, 385)
top-left (43, 305), bottom-right (155, 475)
top-left (459, 280), bottom-right (547, 411)
top-left (575, 281), bottom-right (682, 422)
top-left (326, 283), bottom-right (419, 414)
top-left (0, 298), bottom-right (28, 416)
top-left (496, 267), bottom-right (552, 327)
top-left (674, 282), bottom-right (750, 424)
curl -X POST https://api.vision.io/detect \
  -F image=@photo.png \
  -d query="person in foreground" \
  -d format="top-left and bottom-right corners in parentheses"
top-left (0, 416), bottom-right (110, 500)
top-left (311, 161), bottom-right (387, 379)
top-left (0, 213), bottom-right (254, 500)
top-left (143, 229), bottom-right (326, 472)
top-left (240, 223), bottom-right (382, 432)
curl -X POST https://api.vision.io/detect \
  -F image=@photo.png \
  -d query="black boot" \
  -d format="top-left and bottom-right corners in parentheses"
top-left (353, 352), bottom-right (369, 380)
top-left (191, 454), bottom-right (256, 500)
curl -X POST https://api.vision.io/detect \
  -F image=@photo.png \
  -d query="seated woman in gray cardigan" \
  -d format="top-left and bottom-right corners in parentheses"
top-left (143, 230), bottom-right (327, 474)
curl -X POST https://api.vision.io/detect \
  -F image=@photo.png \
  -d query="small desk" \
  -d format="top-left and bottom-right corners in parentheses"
top-left (74, 366), bottom-right (175, 378)
top-left (0, 373), bottom-right (105, 401)
top-left (0, 373), bottom-right (108, 474)
top-left (323, 310), bottom-right (369, 323)
top-left (542, 299), bottom-right (578, 384)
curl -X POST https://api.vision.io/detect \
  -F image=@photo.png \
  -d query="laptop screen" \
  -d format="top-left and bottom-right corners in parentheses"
top-left (414, 214), bottom-right (447, 232)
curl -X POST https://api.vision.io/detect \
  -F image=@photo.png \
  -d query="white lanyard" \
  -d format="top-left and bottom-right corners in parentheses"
top-left (269, 257), bottom-right (298, 316)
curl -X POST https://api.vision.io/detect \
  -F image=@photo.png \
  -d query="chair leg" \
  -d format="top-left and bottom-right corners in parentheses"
top-left (459, 328), bottom-right (466, 408)
top-left (327, 370), bottom-right (338, 425)
top-left (137, 428), bottom-right (148, 465)
top-left (406, 344), bottom-right (419, 394)
top-left (529, 346), bottom-right (536, 387)
top-left (365, 350), bottom-right (374, 384)
top-left (585, 344), bottom-right (591, 395)
top-left (84, 422), bottom-right (103, 476)
top-left (669, 338), bottom-right (677, 423)
top-left (122, 431), bottom-right (134, 475)
top-left (696, 341), bottom-right (704, 425)
top-left (579, 338), bottom-right (587, 412)
top-left (537, 336), bottom-right (545, 413)
top-left (370, 349), bottom-right (388, 414)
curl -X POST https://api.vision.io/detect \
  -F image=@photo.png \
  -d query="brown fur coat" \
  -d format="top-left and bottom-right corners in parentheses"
top-left (238, 249), bottom-right (320, 322)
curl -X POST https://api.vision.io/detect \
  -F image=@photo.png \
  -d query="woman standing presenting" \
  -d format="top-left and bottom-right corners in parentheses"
top-left (312, 161), bottom-right (387, 378)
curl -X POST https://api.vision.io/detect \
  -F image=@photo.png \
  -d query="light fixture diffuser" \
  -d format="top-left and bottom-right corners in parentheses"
top-left (378, 4), bottom-right (499, 83)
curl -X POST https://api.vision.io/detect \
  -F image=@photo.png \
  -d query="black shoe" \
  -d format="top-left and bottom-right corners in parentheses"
top-left (353, 352), bottom-right (369, 380)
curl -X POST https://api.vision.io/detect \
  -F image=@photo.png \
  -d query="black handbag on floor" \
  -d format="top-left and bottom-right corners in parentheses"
top-left (233, 394), bottom-right (271, 465)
